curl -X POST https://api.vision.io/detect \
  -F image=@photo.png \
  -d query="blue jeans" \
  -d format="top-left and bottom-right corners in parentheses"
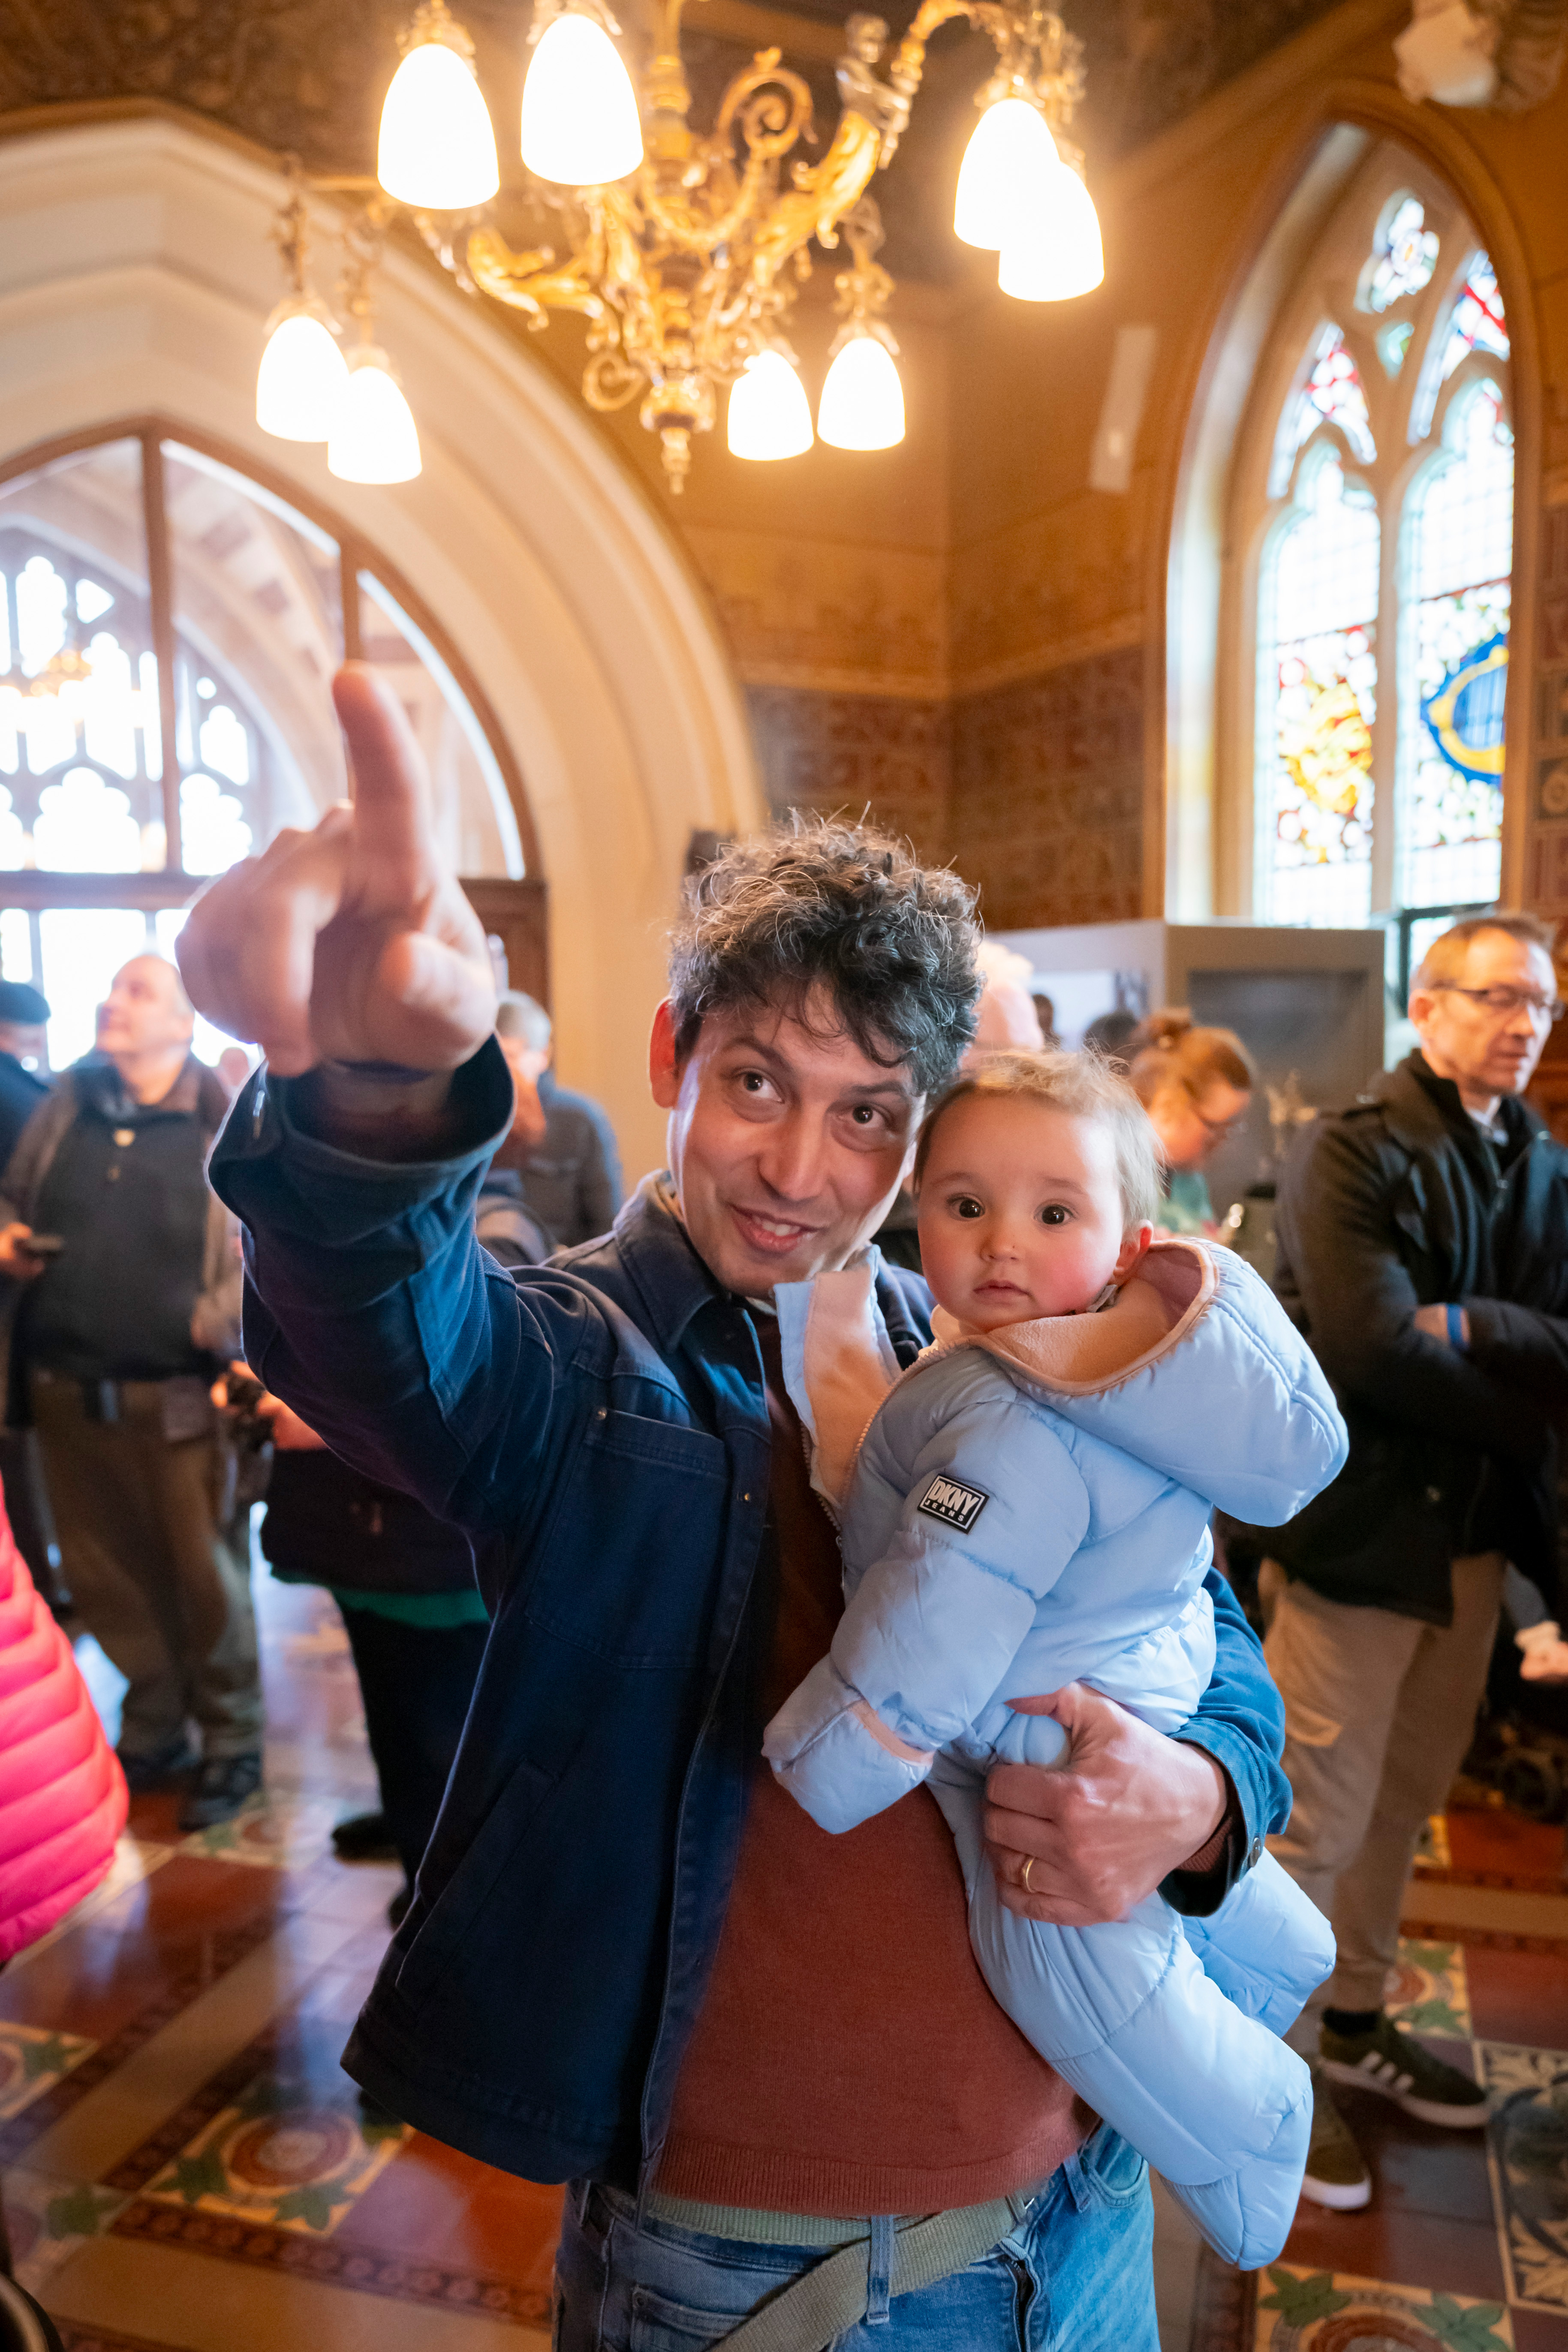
top-left (552, 2128), bottom-right (1158, 2352)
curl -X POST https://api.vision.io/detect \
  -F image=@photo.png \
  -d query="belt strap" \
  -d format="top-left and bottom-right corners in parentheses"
top-left (715, 2194), bottom-right (1023, 2352)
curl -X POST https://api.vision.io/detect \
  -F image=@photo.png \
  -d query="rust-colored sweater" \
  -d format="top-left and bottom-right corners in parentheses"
top-left (656, 1320), bottom-right (1088, 2217)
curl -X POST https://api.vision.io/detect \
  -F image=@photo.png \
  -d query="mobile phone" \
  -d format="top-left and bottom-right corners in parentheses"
top-left (21, 1235), bottom-right (64, 1260)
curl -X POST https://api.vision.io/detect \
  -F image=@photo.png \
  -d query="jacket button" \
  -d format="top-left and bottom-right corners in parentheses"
top-left (1426, 1485), bottom-right (1442, 1504)
top-left (596, 1408), bottom-right (607, 1420)
top-left (743, 1492), bottom-right (752, 1503)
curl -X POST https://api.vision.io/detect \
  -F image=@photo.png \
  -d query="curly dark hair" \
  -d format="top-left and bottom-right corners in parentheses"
top-left (667, 816), bottom-right (982, 1098)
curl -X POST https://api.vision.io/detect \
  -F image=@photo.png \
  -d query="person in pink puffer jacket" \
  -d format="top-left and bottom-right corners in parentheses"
top-left (0, 1487), bottom-right (126, 1961)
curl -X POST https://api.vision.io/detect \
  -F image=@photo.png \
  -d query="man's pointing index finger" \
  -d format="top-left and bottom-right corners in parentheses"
top-left (331, 662), bottom-right (437, 871)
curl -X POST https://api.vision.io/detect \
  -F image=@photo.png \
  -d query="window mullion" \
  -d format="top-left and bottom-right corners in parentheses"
top-left (1370, 474), bottom-right (1399, 916)
top-left (140, 435), bottom-right (182, 872)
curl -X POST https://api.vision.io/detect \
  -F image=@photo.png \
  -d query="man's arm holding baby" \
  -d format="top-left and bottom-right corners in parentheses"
top-left (985, 1570), bottom-right (1276, 1929)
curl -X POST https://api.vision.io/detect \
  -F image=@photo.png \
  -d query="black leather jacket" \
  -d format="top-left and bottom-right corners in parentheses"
top-left (1270, 1052), bottom-right (1568, 1624)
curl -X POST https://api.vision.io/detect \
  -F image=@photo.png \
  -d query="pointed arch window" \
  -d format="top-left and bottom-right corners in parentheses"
top-left (0, 422), bottom-right (529, 1072)
top-left (1245, 150), bottom-right (1514, 930)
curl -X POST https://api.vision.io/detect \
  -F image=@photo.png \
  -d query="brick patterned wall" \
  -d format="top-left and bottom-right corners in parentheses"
top-left (744, 648), bottom-right (1147, 926)
top-left (950, 645), bottom-right (1146, 929)
top-left (744, 687), bottom-right (952, 865)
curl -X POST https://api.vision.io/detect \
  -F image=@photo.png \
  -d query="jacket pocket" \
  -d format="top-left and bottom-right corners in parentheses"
top-left (524, 1411), bottom-right (730, 1668)
top-left (394, 1750), bottom-right (557, 2006)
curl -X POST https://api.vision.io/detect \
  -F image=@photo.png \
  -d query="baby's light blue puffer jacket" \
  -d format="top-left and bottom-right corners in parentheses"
top-left (768, 1237), bottom-right (1348, 1790)
top-left (762, 1239), bottom-right (1348, 2271)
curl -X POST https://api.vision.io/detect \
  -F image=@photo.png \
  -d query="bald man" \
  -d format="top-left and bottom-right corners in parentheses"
top-left (0, 957), bottom-right (259, 1829)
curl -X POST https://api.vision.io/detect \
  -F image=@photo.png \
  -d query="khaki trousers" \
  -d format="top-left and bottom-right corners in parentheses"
top-left (32, 1375), bottom-right (262, 1761)
top-left (1261, 1552), bottom-right (1503, 2045)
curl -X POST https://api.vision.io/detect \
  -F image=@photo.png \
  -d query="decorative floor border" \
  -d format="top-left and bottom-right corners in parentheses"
top-left (1401, 1919), bottom-right (1568, 1959)
top-left (101, 2015), bottom-right (548, 2323)
top-left (0, 1912), bottom-right (281, 2169)
top-left (1412, 1867), bottom-right (1568, 1897)
top-left (107, 2199), bottom-right (550, 2325)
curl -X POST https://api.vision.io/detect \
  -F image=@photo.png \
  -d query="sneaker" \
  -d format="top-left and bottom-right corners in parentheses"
top-left (1300, 2067), bottom-right (1372, 2210)
top-left (117, 1732), bottom-right (199, 1793)
top-left (179, 1751), bottom-right (264, 1832)
top-left (1319, 2010), bottom-right (1490, 2127)
top-left (331, 1811), bottom-right (399, 1863)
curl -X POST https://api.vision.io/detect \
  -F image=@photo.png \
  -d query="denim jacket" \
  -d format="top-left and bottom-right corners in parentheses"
top-left (208, 1041), bottom-right (1291, 2189)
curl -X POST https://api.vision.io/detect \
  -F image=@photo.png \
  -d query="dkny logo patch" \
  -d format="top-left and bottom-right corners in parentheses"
top-left (918, 1474), bottom-right (990, 1534)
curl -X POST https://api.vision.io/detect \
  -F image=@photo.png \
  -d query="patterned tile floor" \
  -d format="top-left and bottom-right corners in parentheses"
top-left (1170, 1807), bottom-right (1568, 2352)
top-left (17, 1572), bottom-right (560, 2349)
top-left (19, 1563), bottom-right (1568, 2351)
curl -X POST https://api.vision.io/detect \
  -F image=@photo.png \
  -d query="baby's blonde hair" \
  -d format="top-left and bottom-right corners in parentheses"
top-left (913, 1049), bottom-right (1162, 1229)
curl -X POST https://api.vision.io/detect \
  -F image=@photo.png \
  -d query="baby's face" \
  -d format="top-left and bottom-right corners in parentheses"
top-left (917, 1095), bottom-right (1147, 1332)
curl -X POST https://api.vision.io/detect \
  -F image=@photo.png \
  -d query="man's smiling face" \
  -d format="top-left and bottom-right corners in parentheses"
top-left (649, 986), bottom-right (922, 1297)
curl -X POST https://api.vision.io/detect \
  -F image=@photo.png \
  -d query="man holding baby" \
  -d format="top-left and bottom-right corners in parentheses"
top-left (178, 668), bottom-right (1302, 2350)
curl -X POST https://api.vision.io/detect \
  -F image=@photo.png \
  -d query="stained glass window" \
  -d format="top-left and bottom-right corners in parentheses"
top-left (1252, 170), bottom-right (1514, 935)
top-left (1378, 322), bottom-right (1414, 377)
top-left (1269, 326), bottom-right (1376, 495)
top-left (1362, 196), bottom-right (1440, 313)
top-left (1399, 382), bottom-right (1512, 907)
top-left (1411, 254), bottom-right (1509, 442)
top-left (1258, 449), bottom-right (1380, 924)
top-left (1440, 254), bottom-right (1508, 373)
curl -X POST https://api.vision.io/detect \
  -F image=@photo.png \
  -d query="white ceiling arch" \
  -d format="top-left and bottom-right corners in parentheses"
top-left (0, 113), bottom-right (764, 1180)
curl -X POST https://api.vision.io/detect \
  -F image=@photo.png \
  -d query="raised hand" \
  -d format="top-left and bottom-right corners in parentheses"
top-left (176, 666), bottom-right (496, 1079)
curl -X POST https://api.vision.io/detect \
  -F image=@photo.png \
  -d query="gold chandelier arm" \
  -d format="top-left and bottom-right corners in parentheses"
top-left (464, 226), bottom-right (608, 322)
top-left (713, 48), bottom-right (814, 159)
top-left (888, 0), bottom-right (1083, 129)
top-left (639, 50), bottom-right (811, 256)
top-left (746, 107), bottom-right (883, 280)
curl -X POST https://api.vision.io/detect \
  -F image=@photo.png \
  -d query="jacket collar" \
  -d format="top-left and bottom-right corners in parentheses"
top-left (609, 1173), bottom-right (932, 1369)
top-left (1375, 1050), bottom-right (1543, 1161)
top-left (609, 1175), bottom-right (730, 1361)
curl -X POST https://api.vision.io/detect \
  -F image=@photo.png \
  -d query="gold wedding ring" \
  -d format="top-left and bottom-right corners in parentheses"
top-left (1021, 1856), bottom-right (1035, 1893)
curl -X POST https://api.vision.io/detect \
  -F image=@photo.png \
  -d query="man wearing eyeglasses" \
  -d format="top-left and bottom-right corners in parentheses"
top-left (1262, 911), bottom-right (1568, 2214)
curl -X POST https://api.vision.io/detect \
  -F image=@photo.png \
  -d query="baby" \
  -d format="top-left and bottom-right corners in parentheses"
top-left (762, 1050), bottom-right (1348, 2269)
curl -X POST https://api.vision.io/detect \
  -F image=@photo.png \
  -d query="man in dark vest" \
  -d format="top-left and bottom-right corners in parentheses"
top-left (0, 956), bottom-right (259, 1829)
top-left (1266, 911), bottom-right (1568, 2211)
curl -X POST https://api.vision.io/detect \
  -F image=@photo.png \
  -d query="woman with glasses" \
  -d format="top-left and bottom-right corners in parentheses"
top-left (1126, 1010), bottom-right (1256, 1238)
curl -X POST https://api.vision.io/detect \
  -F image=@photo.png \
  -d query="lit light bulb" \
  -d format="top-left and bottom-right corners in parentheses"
top-left (818, 334), bottom-right (905, 451)
top-left (954, 97), bottom-right (1056, 250)
top-left (256, 298), bottom-right (349, 441)
top-left (727, 352), bottom-right (813, 461)
top-left (998, 160), bottom-right (1105, 301)
top-left (521, 12), bottom-right (643, 186)
top-left (327, 348), bottom-right (423, 483)
top-left (378, 28), bottom-right (500, 210)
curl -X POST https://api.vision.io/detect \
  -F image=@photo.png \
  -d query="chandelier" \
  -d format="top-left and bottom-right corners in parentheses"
top-left (256, 0), bottom-right (1104, 492)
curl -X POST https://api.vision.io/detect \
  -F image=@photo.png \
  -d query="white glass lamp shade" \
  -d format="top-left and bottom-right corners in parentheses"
top-left (256, 299), bottom-right (349, 442)
top-left (378, 35), bottom-right (500, 209)
top-left (521, 12), bottom-right (643, 185)
top-left (818, 334), bottom-right (905, 451)
top-left (998, 161), bottom-right (1105, 301)
top-left (954, 97), bottom-right (1056, 250)
top-left (727, 352), bottom-right (813, 461)
top-left (327, 349), bottom-right (423, 483)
